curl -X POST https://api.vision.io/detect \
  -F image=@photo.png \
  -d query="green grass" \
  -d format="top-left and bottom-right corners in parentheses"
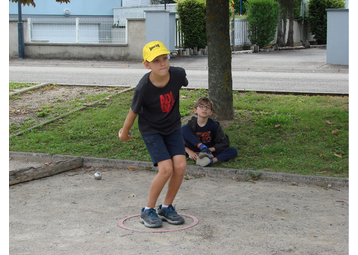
top-left (9, 82), bottom-right (38, 92)
top-left (9, 89), bottom-right (349, 178)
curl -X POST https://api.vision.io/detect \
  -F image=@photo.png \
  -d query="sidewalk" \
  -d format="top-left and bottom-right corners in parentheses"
top-left (9, 48), bottom-right (349, 74)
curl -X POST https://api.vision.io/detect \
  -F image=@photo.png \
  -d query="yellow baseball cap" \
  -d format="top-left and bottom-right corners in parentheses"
top-left (142, 41), bottom-right (170, 63)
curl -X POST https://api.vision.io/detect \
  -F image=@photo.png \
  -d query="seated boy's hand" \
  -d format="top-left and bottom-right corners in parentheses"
top-left (188, 151), bottom-right (199, 161)
top-left (118, 128), bottom-right (133, 142)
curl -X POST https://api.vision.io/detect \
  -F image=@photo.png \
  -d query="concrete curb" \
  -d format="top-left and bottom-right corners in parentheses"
top-left (9, 151), bottom-right (348, 187)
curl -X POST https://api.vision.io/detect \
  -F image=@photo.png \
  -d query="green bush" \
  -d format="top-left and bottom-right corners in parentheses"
top-left (176, 0), bottom-right (207, 49)
top-left (245, 0), bottom-right (279, 48)
top-left (308, 0), bottom-right (345, 44)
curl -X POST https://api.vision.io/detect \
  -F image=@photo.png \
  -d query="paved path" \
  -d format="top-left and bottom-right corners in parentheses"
top-left (9, 159), bottom-right (349, 255)
top-left (9, 48), bottom-right (349, 94)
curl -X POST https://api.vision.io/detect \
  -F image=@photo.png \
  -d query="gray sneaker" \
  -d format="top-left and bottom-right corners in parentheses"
top-left (139, 208), bottom-right (163, 228)
top-left (199, 148), bottom-right (214, 159)
top-left (196, 156), bottom-right (211, 167)
top-left (158, 205), bottom-right (185, 225)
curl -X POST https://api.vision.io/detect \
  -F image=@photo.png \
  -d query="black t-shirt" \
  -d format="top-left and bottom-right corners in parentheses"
top-left (131, 66), bottom-right (188, 135)
top-left (194, 118), bottom-right (219, 148)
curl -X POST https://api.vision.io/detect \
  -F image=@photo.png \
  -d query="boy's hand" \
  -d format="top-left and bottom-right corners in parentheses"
top-left (118, 128), bottom-right (133, 142)
top-left (187, 150), bottom-right (199, 161)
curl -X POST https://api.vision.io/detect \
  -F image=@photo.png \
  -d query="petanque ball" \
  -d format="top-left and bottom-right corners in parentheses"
top-left (94, 172), bottom-right (102, 180)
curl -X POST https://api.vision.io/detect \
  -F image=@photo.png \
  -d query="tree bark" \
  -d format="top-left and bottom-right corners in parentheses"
top-left (286, 0), bottom-right (294, 46)
top-left (276, 0), bottom-right (285, 47)
top-left (206, 0), bottom-right (234, 121)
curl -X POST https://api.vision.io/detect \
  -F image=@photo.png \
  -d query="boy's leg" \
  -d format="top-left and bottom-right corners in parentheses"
top-left (214, 147), bottom-right (239, 162)
top-left (182, 125), bottom-right (201, 151)
top-left (163, 154), bottom-right (186, 206)
top-left (146, 159), bottom-right (174, 208)
top-left (158, 155), bottom-right (186, 225)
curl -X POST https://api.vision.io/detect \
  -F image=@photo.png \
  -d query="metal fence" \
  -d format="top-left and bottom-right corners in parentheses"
top-left (26, 16), bottom-right (250, 47)
top-left (232, 19), bottom-right (251, 46)
top-left (27, 17), bottom-right (126, 44)
top-left (175, 18), bottom-right (250, 49)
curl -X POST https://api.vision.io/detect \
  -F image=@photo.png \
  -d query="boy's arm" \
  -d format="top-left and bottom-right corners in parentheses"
top-left (119, 108), bottom-right (137, 142)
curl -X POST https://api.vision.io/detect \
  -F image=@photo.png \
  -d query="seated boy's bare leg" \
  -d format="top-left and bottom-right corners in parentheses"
top-left (163, 155), bottom-right (186, 206)
top-left (146, 159), bottom-right (173, 208)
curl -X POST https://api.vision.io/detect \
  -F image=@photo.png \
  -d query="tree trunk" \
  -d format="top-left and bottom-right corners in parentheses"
top-left (206, 0), bottom-right (234, 121)
top-left (286, 0), bottom-right (294, 46)
top-left (282, 6), bottom-right (287, 44)
top-left (276, 0), bottom-right (285, 47)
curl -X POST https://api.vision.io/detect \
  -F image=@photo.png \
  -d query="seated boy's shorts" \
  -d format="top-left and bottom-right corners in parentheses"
top-left (142, 128), bottom-right (186, 166)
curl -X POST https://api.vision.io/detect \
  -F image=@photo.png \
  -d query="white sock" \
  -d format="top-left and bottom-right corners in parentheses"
top-left (144, 207), bottom-right (153, 211)
top-left (161, 204), bottom-right (169, 208)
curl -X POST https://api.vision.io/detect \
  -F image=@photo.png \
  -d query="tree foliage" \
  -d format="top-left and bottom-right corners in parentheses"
top-left (308, 0), bottom-right (345, 44)
top-left (176, 0), bottom-right (207, 49)
top-left (10, 0), bottom-right (70, 7)
top-left (245, 0), bottom-right (279, 48)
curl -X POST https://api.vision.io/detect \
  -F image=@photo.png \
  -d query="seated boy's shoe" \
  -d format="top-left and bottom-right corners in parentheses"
top-left (196, 156), bottom-right (211, 167)
top-left (158, 205), bottom-right (185, 225)
top-left (199, 148), bottom-right (214, 159)
top-left (139, 208), bottom-right (163, 228)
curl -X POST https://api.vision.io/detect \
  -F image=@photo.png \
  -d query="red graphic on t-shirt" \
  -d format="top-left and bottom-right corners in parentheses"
top-left (195, 131), bottom-right (212, 143)
top-left (160, 92), bottom-right (175, 113)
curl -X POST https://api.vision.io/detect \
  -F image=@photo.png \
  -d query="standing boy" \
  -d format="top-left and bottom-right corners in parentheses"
top-left (182, 97), bottom-right (238, 167)
top-left (119, 41), bottom-right (188, 228)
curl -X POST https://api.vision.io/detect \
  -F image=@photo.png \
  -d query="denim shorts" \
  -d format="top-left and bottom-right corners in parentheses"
top-left (142, 129), bottom-right (186, 166)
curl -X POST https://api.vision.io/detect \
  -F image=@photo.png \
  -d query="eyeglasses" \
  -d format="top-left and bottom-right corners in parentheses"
top-left (198, 104), bottom-right (211, 110)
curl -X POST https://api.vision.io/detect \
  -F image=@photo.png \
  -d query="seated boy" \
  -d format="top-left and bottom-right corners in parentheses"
top-left (182, 97), bottom-right (238, 167)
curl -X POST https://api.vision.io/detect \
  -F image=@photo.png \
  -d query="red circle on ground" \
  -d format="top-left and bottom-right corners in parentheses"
top-left (118, 213), bottom-right (199, 233)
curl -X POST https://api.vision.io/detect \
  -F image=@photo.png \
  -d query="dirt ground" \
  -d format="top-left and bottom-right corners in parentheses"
top-left (9, 84), bottom-right (124, 135)
top-left (9, 164), bottom-right (348, 255)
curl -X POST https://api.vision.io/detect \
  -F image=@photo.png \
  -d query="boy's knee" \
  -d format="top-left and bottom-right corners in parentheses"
top-left (158, 162), bottom-right (174, 178)
top-left (233, 148), bottom-right (239, 157)
top-left (173, 158), bottom-right (186, 176)
top-left (175, 160), bottom-right (187, 173)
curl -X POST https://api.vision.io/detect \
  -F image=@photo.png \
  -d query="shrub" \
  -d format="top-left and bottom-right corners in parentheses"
top-left (308, 0), bottom-right (345, 44)
top-left (176, 0), bottom-right (207, 49)
top-left (245, 0), bottom-right (279, 48)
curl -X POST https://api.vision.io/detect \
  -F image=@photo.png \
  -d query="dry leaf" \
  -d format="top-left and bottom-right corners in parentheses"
top-left (334, 153), bottom-right (342, 158)
top-left (44, 161), bottom-right (52, 166)
top-left (332, 129), bottom-right (339, 134)
top-left (326, 121), bottom-right (333, 125)
top-left (320, 154), bottom-right (327, 158)
top-left (128, 166), bottom-right (135, 171)
top-left (323, 129), bottom-right (327, 132)
top-left (275, 124), bottom-right (281, 128)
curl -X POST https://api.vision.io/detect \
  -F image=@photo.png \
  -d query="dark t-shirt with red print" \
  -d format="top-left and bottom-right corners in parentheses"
top-left (131, 66), bottom-right (188, 135)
